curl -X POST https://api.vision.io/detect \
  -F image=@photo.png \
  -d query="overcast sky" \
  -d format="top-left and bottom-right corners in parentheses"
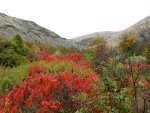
top-left (0, 0), bottom-right (150, 39)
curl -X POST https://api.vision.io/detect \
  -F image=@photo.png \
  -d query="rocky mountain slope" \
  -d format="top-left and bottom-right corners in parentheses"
top-left (107, 16), bottom-right (150, 47)
top-left (72, 31), bottom-right (119, 46)
top-left (1, 12), bottom-right (149, 48)
top-left (0, 12), bottom-right (72, 48)
top-left (72, 16), bottom-right (150, 47)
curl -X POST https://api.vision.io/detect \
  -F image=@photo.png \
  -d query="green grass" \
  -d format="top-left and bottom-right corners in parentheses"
top-left (0, 62), bottom-right (33, 94)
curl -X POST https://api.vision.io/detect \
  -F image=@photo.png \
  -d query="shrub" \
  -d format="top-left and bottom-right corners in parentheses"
top-left (126, 55), bottom-right (147, 64)
top-left (1, 76), bottom-right (12, 93)
top-left (0, 35), bottom-right (28, 67)
top-left (28, 65), bottom-right (47, 76)
top-left (0, 71), bottom-right (97, 112)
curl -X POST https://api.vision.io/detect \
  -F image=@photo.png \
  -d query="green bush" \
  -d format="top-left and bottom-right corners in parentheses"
top-left (0, 35), bottom-right (28, 67)
top-left (126, 55), bottom-right (147, 64)
top-left (1, 76), bottom-right (12, 93)
top-left (12, 34), bottom-right (25, 55)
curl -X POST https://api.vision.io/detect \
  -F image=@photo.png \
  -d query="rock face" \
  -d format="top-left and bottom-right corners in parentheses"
top-left (0, 12), bottom-right (72, 47)
top-left (72, 31), bottom-right (119, 46)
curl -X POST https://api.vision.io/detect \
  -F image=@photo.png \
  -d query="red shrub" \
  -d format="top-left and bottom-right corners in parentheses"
top-left (25, 56), bottom-right (32, 62)
top-left (28, 65), bottom-right (47, 76)
top-left (0, 70), bottom-right (97, 112)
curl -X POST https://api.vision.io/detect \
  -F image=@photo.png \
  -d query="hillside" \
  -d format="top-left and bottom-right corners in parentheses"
top-left (0, 12), bottom-right (72, 48)
top-left (72, 16), bottom-right (150, 48)
top-left (107, 16), bottom-right (150, 47)
top-left (72, 31), bottom-right (119, 46)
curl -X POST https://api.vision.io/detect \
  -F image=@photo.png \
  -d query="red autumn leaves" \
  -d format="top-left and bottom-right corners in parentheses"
top-left (0, 53), bottom-right (97, 113)
top-left (25, 52), bottom-right (83, 62)
top-left (1, 51), bottom-right (149, 112)
top-left (28, 65), bottom-right (47, 76)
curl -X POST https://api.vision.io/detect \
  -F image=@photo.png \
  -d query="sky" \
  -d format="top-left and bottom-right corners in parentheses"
top-left (0, 0), bottom-right (150, 39)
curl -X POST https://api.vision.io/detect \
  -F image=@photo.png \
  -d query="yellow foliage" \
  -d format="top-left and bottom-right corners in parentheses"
top-left (119, 32), bottom-right (137, 53)
top-left (125, 34), bottom-right (136, 47)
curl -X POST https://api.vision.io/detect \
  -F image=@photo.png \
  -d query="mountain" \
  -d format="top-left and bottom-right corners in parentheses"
top-left (72, 16), bottom-right (150, 47)
top-left (0, 12), bottom-right (72, 48)
top-left (107, 16), bottom-right (150, 47)
top-left (72, 31), bottom-right (119, 46)
top-left (1, 12), bottom-right (149, 48)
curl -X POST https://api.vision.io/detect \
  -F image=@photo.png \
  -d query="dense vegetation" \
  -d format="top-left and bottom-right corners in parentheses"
top-left (0, 33), bottom-right (150, 113)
